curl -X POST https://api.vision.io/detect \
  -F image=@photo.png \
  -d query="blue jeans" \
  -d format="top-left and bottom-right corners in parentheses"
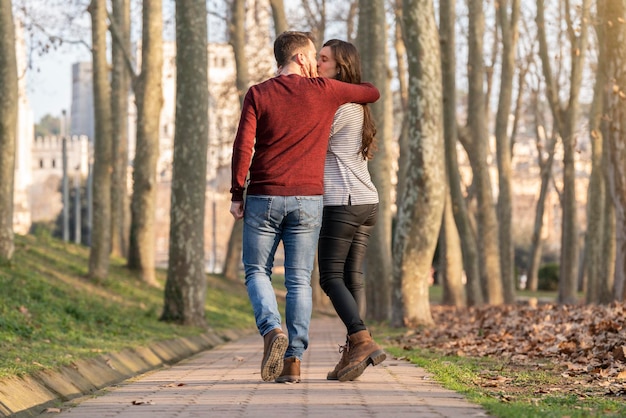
top-left (242, 195), bottom-right (323, 360)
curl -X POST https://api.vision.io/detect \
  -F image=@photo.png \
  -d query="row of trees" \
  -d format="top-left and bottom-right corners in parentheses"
top-left (1, 0), bottom-right (625, 327)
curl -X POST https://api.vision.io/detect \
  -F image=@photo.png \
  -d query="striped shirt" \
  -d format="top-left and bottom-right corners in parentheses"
top-left (323, 103), bottom-right (379, 206)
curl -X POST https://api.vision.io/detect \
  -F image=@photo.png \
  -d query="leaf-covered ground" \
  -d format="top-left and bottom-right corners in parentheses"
top-left (391, 302), bottom-right (626, 399)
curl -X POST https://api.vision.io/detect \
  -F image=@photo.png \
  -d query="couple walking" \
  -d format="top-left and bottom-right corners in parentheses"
top-left (229, 31), bottom-right (385, 384)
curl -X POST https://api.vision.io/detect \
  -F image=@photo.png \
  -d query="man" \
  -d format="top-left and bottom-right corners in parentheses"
top-left (230, 31), bottom-right (379, 384)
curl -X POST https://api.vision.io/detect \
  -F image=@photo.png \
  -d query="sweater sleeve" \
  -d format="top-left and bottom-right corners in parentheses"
top-left (230, 89), bottom-right (257, 201)
top-left (326, 79), bottom-right (380, 106)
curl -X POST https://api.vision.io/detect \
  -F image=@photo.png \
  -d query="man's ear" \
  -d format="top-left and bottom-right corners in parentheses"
top-left (294, 52), bottom-right (306, 66)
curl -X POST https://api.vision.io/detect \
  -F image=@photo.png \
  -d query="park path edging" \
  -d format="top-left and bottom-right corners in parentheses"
top-left (0, 328), bottom-right (252, 417)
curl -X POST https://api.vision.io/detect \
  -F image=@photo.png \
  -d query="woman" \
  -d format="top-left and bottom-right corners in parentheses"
top-left (317, 39), bottom-right (386, 382)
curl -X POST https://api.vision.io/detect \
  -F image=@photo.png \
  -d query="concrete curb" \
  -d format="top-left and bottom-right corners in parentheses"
top-left (0, 328), bottom-right (253, 417)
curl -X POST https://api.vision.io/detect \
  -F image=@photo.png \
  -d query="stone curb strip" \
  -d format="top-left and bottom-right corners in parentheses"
top-left (0, 328), bottom-right (252, 417)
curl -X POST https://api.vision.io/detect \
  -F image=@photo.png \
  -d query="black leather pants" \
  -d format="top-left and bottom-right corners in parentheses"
top-left (318, 203), bottom-right (378, 335)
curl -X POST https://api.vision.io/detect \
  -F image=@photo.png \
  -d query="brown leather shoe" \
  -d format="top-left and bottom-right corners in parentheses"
top-left (337, 330), bottom-right (386, 382)
top-left (261, 328), bottom-right (288, 381)
top-left (275, 357), bottom-right (301, 383)
top-left (327, 340), bottom-right (349, 380)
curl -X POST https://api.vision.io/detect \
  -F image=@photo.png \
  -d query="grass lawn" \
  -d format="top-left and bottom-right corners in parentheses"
top-left (3, 234), bottom-right (623, 417)
top-left (0, 233), bottom-right (255, 379)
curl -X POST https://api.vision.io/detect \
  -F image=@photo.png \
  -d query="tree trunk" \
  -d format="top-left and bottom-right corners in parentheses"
top-left (494, 0), bottom-right (520, 304)
top-left (268, 0), bottom-right (288, 36)
top-left (358, 0), bottom-right (393, 322)
top-left (128, 0), bottom-right (163, 286)
top-left (440, 191), bottom-right (465, 307)
top-left (536, 0), bottom-right (590, 304)
top-left (467, 0), bottom-right (503, 304)
top-left (88, 0), bottom-right (113, 280)
top-left (0, 0), bottom-right (17, 262)
top-left (222, 0), bottom-right (248, 282)
top-left (391, 0), bottom-right (445, 327)
top-left (440, 0), bottom-right (482, 305)
top-left (110, 0), bottom-right (131, 258)
top-left (301, 0), bottom-right (326, 51)
top-left (527, 126), bottom-right (556, 293)
top-left (605, 0), bottom-right (626, 301)
top-left (161, 0), bottom-right (209, 326)
top-left (394, 0), bottom-right (409, 197)
top-left (585, 3), bottom-right (608, 304)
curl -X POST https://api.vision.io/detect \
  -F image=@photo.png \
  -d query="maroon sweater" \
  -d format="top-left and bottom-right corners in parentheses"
top-left (230, 74), bottom-right (380, 201)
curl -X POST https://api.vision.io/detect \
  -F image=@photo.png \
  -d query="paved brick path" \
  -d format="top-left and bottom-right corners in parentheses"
top-left (57, 316), bottom-right (491, 417)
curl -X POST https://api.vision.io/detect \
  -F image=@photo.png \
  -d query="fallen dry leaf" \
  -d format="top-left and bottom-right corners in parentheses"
top-left (131, 400), bottom-right (155, 405)
top-left (389, 302), bottom-right (626, 399)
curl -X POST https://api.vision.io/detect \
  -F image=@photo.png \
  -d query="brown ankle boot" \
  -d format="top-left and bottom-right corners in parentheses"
top-left (275, 357), bottom-right (301, 383)
top-left (327, 340), bottom-right (349, 380)
top-left (337, 330), bottom-right (386, 382)
top-left (261, 328), bottom-right (288, 381)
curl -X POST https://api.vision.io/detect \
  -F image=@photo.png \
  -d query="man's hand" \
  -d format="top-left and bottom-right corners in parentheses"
top-left (230, 201), bottom-right (244, 220)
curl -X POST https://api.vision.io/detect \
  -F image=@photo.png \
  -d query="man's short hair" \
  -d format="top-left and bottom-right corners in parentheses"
top-left (274, 31), bottom-right (316, 67)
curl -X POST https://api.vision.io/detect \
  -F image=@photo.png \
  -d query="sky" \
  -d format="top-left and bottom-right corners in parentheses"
top-left (22, 1), bottom-right (351, 124)
top-left (27, 44), bottom-right (92, 122)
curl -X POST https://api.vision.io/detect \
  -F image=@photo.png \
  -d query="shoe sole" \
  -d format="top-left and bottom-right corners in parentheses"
top-left (275, 375), bottom-right (301, 383)
top-left (337, 349), bottom-right (386, 382)
top-left (261, 333), bottom-right (288, 381)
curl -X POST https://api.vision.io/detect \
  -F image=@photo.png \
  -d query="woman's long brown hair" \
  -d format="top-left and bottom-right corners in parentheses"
top-left (323, 39), bottom-right (377, 160)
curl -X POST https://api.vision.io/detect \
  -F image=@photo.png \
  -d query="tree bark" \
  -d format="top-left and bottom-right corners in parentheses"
top-left (440, 191), bottom-right (465, 307)
top-left (0, 0), bottom-right (17, 262)
top-left (88, 0), bottom-right (113, 280)
top-left (605, 0), bottom-right (626, 301)
top-left (358, 0), bottom-right (393, 321)
top-left (128, 0), bottom-right (163, 287)
top-left (494, 0), bottom-right (520, 304)
top-left (161, 0), bottom-right (209, 326)
top-left (110, 0), bottom-right (131, 259)
top-left (536, 0), bottom-right (590, 304)
top-left (222, 0), bottom-right (248, 282)
top-left (527, 116), bottom-right (556, 292)
top-left (268, 0), bottom-right (288, 36)
top-left (467, 0), bottom-right (503, 304)
top-left (585, 1), bottom-right (608, 304)
top-left (440, 0), bottom-right (482, 306)
top-left (394, 0), bottom-right (409, 201)
top-left (392, 0), bottom-right (445, 327)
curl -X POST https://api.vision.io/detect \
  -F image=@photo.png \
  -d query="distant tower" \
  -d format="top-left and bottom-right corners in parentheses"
top-left (70, 62), bottom-right (95, 141)
top-left (13, 19), bottom-right (34, 234)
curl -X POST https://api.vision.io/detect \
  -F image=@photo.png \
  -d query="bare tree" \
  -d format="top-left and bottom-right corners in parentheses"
top-left (585, 0), bottom-right (609, 304)
top-left (527, 94), bottom-right (557, 292)
top-left (358, 0), bottom-right (393, 321)
top-left (0, 0), bottom-right (17, 262)
top-left (605, 0), bottom-right (626, 301)
top-left (88, 0), bottom-right (113, 280)
top-left (439, 192), bottom-right (465, 307)
top-left (222, 0), bottom-right (247, 282)
top-left (392, 0), bottom-right (445, 327)
top-left (464, 0), bottom-right (503, 304)
top-left (161, 0), bottom-right (209, 326)
top-left (301, 0), bottom-right (325, 50)
top-left (393, 0), bottom-right (409, 201)
top-left (440, 0), bottom-right (482, 305)
top-left (127, 0), bottom-right (163, 286)
top-left (110, 0), bottom-right (131, 258)
top-left (269, 0), bottom-right (287, 35)
top-left (494, 0), bottom-right (520, 304)
top-left (536, 0), bottom-right (591, 304)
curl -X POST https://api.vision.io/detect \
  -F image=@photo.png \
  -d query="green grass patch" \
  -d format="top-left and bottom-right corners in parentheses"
top-left (379, 335), bottom-right (626, 417)
top-left (0, 234), bottom-right (254, 378)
